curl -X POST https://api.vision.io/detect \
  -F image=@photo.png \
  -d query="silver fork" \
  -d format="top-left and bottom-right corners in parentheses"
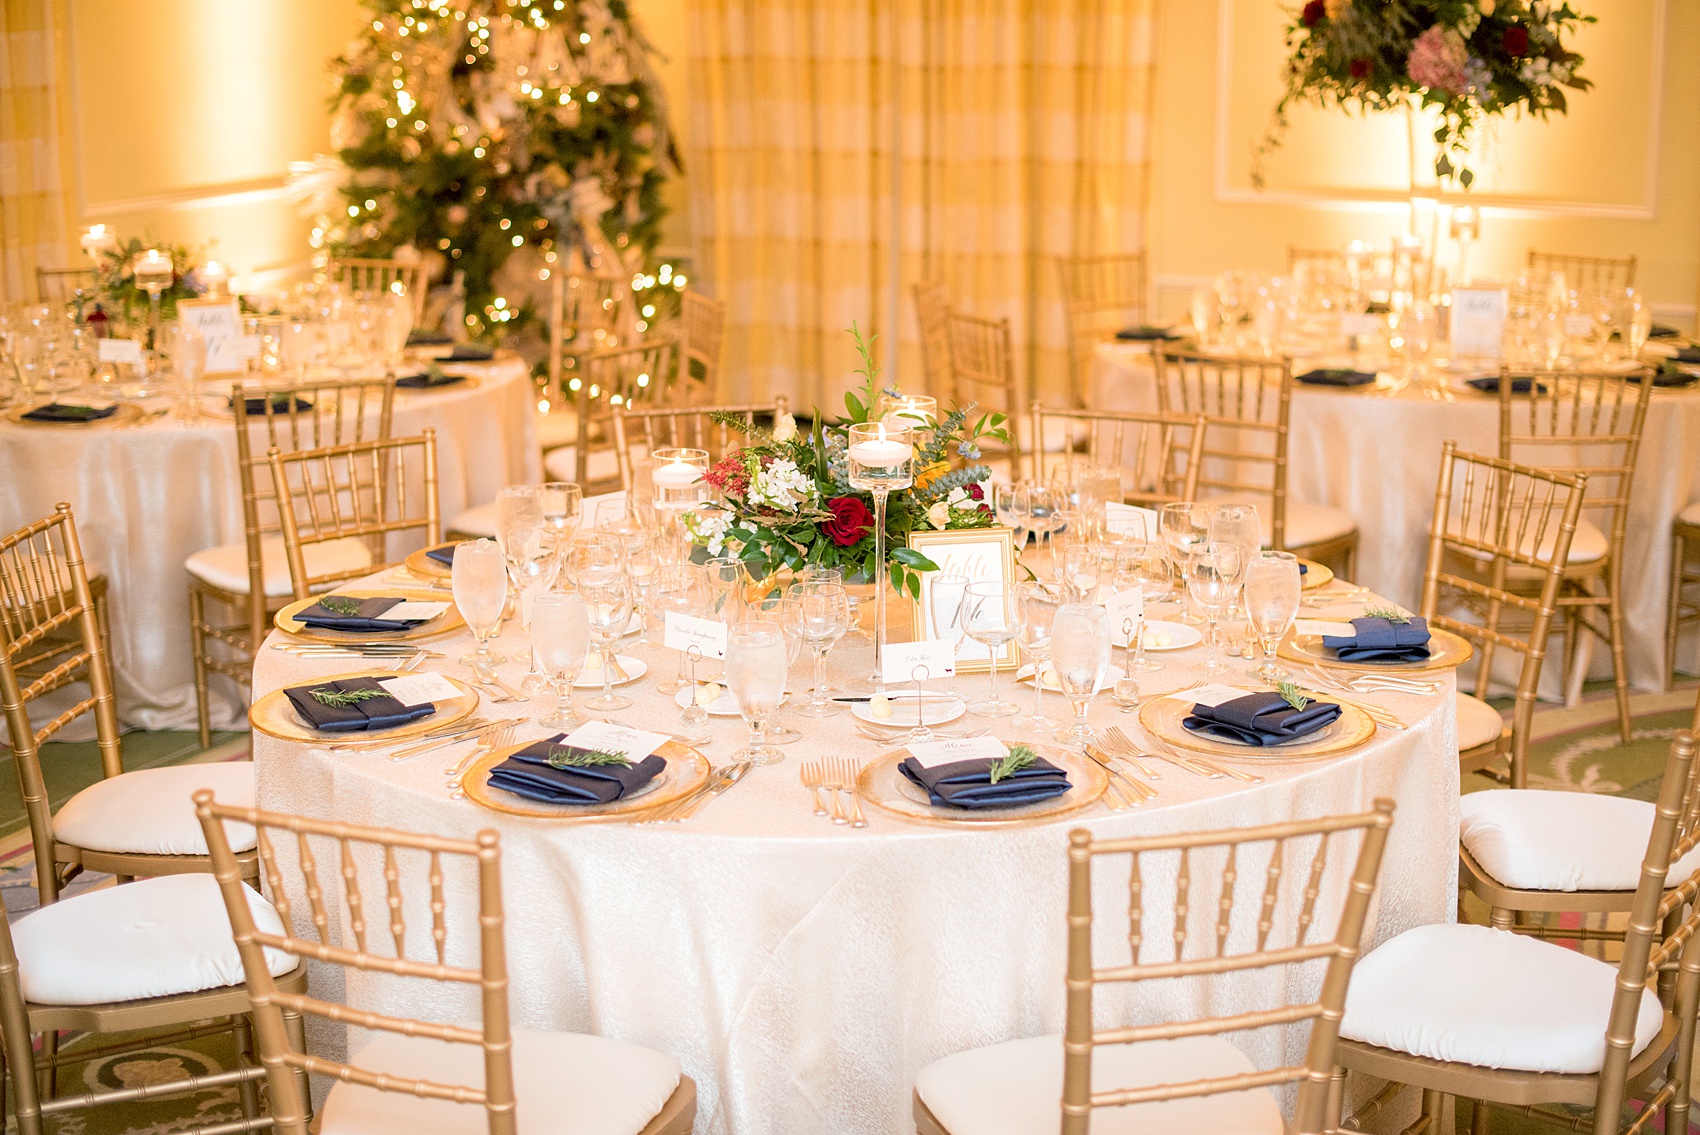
top-left (832, 758), bottom-right (868, 828)
top-left (1104, 725), bottom-right (1221, 780)
top-left (444, 723), bottom-right (519, 798)
top-left (800, 762), bottom-right (829, 817)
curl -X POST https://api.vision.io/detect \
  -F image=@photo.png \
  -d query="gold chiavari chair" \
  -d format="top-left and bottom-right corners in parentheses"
top-left (1526, 249), bottom-right (1637, 295)
top-left (268, 431), bottom-right (440, 601)
top-left (1333, 731), bottom-right (1700, 1135)
top-left (548, 272), bottom-right (627, 398)
top-left (1669, 502), bottom-right (1700, 687)
top-left (1419, 442), bottom-right (1586, 787)
top-left (0, 870), bottom-right (309, 1133)
top-left (33, 267), bottom-right (97, 305)
top-left (188, 378), bottom-right (395, 747)
top-left (558, 337), bottom-right (685, 495)
top-left (1057, 253), bottom-right (1147, 405)
top-left (6, 504), bottom-right (258, 907)
top-left (913, 280), bottom-right (953, 398)
top-left (1493, 367), bottom-right (1653, 743)
top-left (913, 801), bottom-right (1396, 1135)
top-left (612, 397), bottom-right (790, 491)
top-left (1154, 349), bottom-right (1360, 572)
top-left (944, 308), bottom-right (1023, 481)
top-left (194, 792), bottom-right (697, 1135)
top-left (1028, 403), bottom-right (1207, 507)
top-left (327, 256), bottom-right (429, 323)
top-left (679, 289), bottom-right (725, 393)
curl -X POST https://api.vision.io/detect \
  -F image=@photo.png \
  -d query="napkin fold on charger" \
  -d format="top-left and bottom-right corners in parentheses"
top-left (295, 596), bottom-right (431, 633)
top-left (1321, 616), bottom-right (1433, 663)
top-left (283, 676), bottom-right (435, 733)
top-left (448, 343), bottom-right (495, 361)
top-left (897, 752), bottom-right (1072, 809)
top-left (485, 735), bottom-right (666, 804)
top-left (406, 330), bottom-right (455, 346)
top-left (1115, 325), bottom-right (1182, 341)
top-left (425, 542), bottom-right (460, 567)
top-left (1183, 692), bottom-right (1341, 747)
top-left (1649, 323), bottom-right (1681, 340)
top-left (21, 403), bottom-right (118, 423)
top-left (1465, 375), bottom-right (1544, 395)
top-left (395, 365), bottom-right (466, 389)
top-left (233, 394), bottom-right (313, 415)
top-left (1296, 368), bottom-right (1377, 387)
top-left (1673, 346), bottom-right (1700, 364)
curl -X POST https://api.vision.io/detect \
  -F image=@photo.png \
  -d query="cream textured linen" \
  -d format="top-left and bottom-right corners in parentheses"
top-left (251, 570), bottom-right (1456, 1135)
top-left (0, 357), bottom-right (539, 730)
top-left (1092, 342), bottom-right (1700, 691)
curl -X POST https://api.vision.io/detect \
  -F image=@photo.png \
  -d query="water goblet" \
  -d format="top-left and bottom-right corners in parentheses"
top-left (494, 485), bottom-right (544, 557)
top-left (1187, 541), bottom-right (1244, 678)
top-left (964, 580), bottom-right (1021, 718)
top-left (624, 535), bottom-right (662, 648)
top-left (451, 538), bottom-right (509, 668)
top-left (530, 592), bottom-right (590, 729)
top-left (580, 568), bottom-right (634, 712)
top-left (539, 482), bottom-right (583, 550)
top-left (165, 321), bottom-right (207, 426)
top-left (1010, 581), bottom-right (1061, 730)
top-left (503, 526), bottom-right (558, 694)
top-left (1051, 603), bottom-right (1111, 747)
top-left (994, 482), bottom-right (1032, 552)
top-left (1159, 502), bottom-right (1211, 617)
top-left (561, 532), bottom-right (625, 585)
top-left (747, 596), bottom-right (804, 742)
top-left (793, 581), bottom-right (851, 717)
top-left (1244, 550), bottom-right (1301, 684)
top-left (725, 622), bottom-right (789, 765)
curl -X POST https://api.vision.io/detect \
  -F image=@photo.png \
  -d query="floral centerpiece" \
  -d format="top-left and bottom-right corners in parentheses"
top-left (82, 233), bottom-right (208, 329)
top-left (684, 324), bottom-right (1009, 598)
top-left (1257, 0), bottom-right (1592, 188)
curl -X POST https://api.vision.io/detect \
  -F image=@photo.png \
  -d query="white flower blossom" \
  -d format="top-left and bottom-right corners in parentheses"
top-left (927, 501), bottom-right (950, 530)
top-left (772, 410), bottom-right (797, 443)
top-left (746, 458), bottom-right (816, 510)
top-left (686, 510), bottom-right (733, 556)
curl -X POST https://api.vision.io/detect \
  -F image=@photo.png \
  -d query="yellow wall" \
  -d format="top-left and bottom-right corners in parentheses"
top-left (1149, 0), bottom-right (1700, 323)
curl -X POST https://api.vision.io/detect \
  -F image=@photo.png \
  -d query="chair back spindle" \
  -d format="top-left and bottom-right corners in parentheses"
top-left (1057, 253), bottom-right (1148, 404)
top-left (1028, 402), bottom-right (1206, 507)
top-left (326, 257), bottom-right (429, 323)
top-left (913, 280), bottom-right (953, 398)
top-left (612, 398), bottom-right (790, 492)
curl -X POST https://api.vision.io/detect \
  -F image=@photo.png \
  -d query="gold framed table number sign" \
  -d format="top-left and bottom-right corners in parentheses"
top-left (906, 525), bottom-right (1018, 674)
top-left (177, 298), bottom-right (259, 377)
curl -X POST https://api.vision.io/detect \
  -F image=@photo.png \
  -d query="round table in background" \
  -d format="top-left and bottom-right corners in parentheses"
top-left (0, 355), bottom-right (540, 730)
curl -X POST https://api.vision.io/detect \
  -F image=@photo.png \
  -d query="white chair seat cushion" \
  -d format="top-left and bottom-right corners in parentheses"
top-left (185, 534), bottom-right (373, 598)
top-left (913, 1033), bottom-right (1283, 1135)
top-left (1679, 501), bottom-right (1700, 527)
top-left (541, 445), bottom-right (624, 486)
top-left (1455, 693), bottom-right (1505, 752)
top-left (1204, 495), bottom-right (1357, 550)
top-left (11, 874), bottom-right (295, 1006)
top-left (52, 762), bottom-right (257, 856)
top-left (1458, 515), bottom-right (1608, 568)
top-left (1460, 789), bottom-right (1700, 892)
top-left (1340, 923), bottom-right (1662, 1074)
top-left (320, 1027), bottom-right (682, 1135)
top-left (446, 501), bottom-right (498, 538)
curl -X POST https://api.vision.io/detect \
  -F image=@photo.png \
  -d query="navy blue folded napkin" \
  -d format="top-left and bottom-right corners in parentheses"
top-left (296, 596), bottom-right (431, 633)
top-left (1322, 616), bottom-right (1432, 663)
top-left (1296, 368), bottom-right (1377, 387)
top-left (897, 752), bottom-right (1072, 810)
top-left (1466, 375), bottom-right (1544, 395)
top-left (1115, 325), bottom-right (1182, 341)
top-left (1183, 691), bottom-right (1341, 747)
top-left (395, 368), bottom-right (466, 389)
top-left (1299, 562), bottom-right (1309, 575)
top-left (1673, 346), bottom-right (1700, 364)
top-left (406, 330), bottom-right (454, 346)
top-left (1650, 324), bottom-right (1681, 340)
top-left (425, 543), bottom-right (459, 567)
top-left (485, 735), bottom-right (666, 804)
top-left (283, 676), bottom-right (435, 733)
top-left (233, 394), bottom-right (313, 415)
top-left (1654, 362), bottom-right (1699, 388)
top-left (448, 343), bottom-right (495, 361)
top-left (22, 403), bottom-right (117, 423)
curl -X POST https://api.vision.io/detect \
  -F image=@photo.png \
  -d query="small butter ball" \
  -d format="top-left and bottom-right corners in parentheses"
top-left (584, 652), bottom-right (603, 669)
top-left (696, 683), bottom-right (723, 707)
top-left (870, 693), bottom-right (893, 719)
top-left (1155, 631), bottom-right (1174, 647)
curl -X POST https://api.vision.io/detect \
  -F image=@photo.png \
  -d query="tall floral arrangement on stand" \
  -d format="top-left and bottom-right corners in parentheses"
top-left (685, 326), bottom-right (1010, 598)
top-left (300, 0), bottom-right (680, 349)
top-left (1256, 0), bottom-right (1592, 188)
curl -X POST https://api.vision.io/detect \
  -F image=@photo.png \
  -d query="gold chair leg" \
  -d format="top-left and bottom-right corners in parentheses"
top-left (1605, 587), bottom-right (1632, 745)
top-left (1669, 529), bottom-right (1687, 691)
top-left (1468, 1096), bottom-right (1490, 1135)
top-left (283, 1006), bottom-right (313, 1125)
top-left (189, 584), bottom-right (213, 750)
top-left (38, 1028), bottom-right (57, 1099)
top-left (232, 1014), bottom-right (260, 1119)
top-left (1489, 906), bottom-right (1513, 931)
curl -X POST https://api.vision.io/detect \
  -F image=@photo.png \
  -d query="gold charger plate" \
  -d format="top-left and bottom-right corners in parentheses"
top-left (1276, 624), bottom-right (1474, 674)
top-left (250, 669), bottom-right (479, 744)
top-left (1138, 692), bottom-right (1375, 762)
top-left (275, 589), bottom-right (465, 643)
top-left (5, 402), bottom-right (142, 429)
top-left (404, 544), bottom-right (458, 580)
top-left (855, 743), bottom-right (1109, 827)
top-left (460, 739), bottom-right (711, 821)
top-left (1297, 559), bottom-right (1334, 591)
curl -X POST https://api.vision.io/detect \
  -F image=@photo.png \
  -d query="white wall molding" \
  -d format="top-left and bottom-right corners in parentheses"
top-left (82, 176), bottom-right (294, 220)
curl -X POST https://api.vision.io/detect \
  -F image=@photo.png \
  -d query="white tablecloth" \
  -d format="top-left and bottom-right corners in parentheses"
top-left (1090, 342), bottom-right (1700, 690)
top-left (250, 574), bottom-right (1458, 1135)
top-left (0, 357), bottom-right (540, 730)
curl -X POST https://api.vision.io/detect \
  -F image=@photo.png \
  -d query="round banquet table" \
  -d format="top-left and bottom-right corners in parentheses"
top-left (1090, 341), bottom-right (1700, 692)
top-left (250, 569), bottom-right (1459, 1135)
top-left (0, 355), bottom-right (540, 731)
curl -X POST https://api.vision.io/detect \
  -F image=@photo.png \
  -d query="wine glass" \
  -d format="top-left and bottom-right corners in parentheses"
top-left (1051, 603), bottom-right (1111, 747)
top-left (1116, 541), bottom-right (1167, 674)
top-left (624, 534), bottom-right (661, 648)
top-left (1621, 288), bottom-right (1653, 358)
top-left (539, 482), bottom-right (583, 551)
top-left (1058, 545), bottom-right (1100, 604)
top-left (1187, 541), bottom-right (1244, 677)
top-left (1026, 483), bottom-right (1065, 574)
top-left (378, 289), bottom-right (413, 376)
top-left (494, 485), bottom-right (544, 557)
top-left (530, 592), bottom-right (590, 729)
top-left (503, 526), bottom-right (558, 694)
top-left (1244, 550), bottom-right (1301, 684)
top-left (747, 596), bottom-right (804, 743)
top-left (1210, 503), bottom-right (1261, 655)
top-left (579, 568), bottom-right (634, 712)
top-left (725, 622), bottom-right (789, 765)
top-left (1159, 502), bottom-right (1211, 616)
top-left (792, 581), bottom-right (851, 717)
top-left (451, 539), bottom-right (509, 668)
top-left (964, 580), bottom-right (1021, 718)
top-left (704, 556), bottom-right (748, 623)
top-left (165, 321), bottom-right (207, 426)
top-left (1010, 581), bottom-right (1061, 730)
top-left (654, 563), bottom-right (710, 696)
top-left (995, 483), bottom-right (1031, 552)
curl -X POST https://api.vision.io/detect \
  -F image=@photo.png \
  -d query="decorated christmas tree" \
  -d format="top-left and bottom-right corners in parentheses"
top-left (303, 0), bottom-right (678, 350)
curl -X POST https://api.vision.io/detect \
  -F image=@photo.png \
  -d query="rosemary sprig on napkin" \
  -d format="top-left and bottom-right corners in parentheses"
top-left (1276, 681), bottom-right (1311, 712)
top-left (545, 746), bottom-right (633, 770)
top-left (310, 687), bottom-right (387, 707)
top-left (987, 743), bottom-right (1039, 784)
top-left (318, 596), bottom-right (365, 616)
top-left (1362, 605), bottom-right (1411, 624)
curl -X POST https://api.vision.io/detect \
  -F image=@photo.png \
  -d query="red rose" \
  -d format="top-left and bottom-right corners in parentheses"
top-left (966, 481), bottom-right (984, 501)
top-left (1349, 57), bottom-right (1371, 79)
top-left (1502, 25), bottom-right (1529, 56)
top-left (823, 496), bottom-right (874, 547)
top-left (1301, 0), bottom-right (1325, 26)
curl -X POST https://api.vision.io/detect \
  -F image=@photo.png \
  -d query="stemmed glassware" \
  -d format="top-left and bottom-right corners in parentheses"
top-left (131, 249), bottom-right (173, 354)
top-left (503, 525), bottom-right (558, 695)
top-left (1026, 483), bottom-right (1065, 574)
top-left (1620, 288), bottom-right (1653, 359)
top-left (1210, 503), bottom-right (1261, 656)
top-left (1243, 550), bottom-right (1301, 684)
top-left (624, 534), bottom-right (661, 648)
top-left (538, 482), bottom-right (583, 551)
top-left (1117, 540), bottom-right (1167, 674)
top-left (964, 580), bottom-right (1021, 718)
top-left (530, 591), bottom-right (590, 730)
top-left (748, 596), bottom-right (805, 743)
top-left (1187, 541), bottom-right (1244, 677)
top-left (793, 581), bottom-right (851, 717)
top-left (1159, 502), bottom-right (1211, 615)
top-left (995, 483), bottom-right (1031, 551)
top-left (704, 556), bottom-right (749, 625)
top-left (725, 622), bottom-right (789, 765)
top-left (1010, 582), bottom-right (1061, 730)
top-left (378, 289), bottom-right (413, 376)
top-left (561, 532), bottom-right (625, 587)
top-left (1051, 603), bottom-right (1111, 747)
top-left (165, 321), bottom-right (207, 426)
top-left (845, 421), bottom-right (914, 692)
top-left (654, 563), bottom-right (710, 695)
top-left (580, 568), bottom-right (634, 712)
top-left (450, 539), bottom-right (509, 668)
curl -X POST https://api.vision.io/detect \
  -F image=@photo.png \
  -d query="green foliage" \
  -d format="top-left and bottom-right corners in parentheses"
top-left (1276, 681), bottom-right (1311, 713)
top-left (1363, 605), bottom-right (1411, 624)
top-left (317, 596), bottom-right (365, 616)
top-left (545, 746), bottom-right (633, 769)
top-left (310, 686), bottom-right (388, 707)
top-left (988, 743), bottom-right (1039, 784)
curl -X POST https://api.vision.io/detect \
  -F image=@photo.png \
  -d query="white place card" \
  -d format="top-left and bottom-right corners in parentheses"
top-left (905, 736), bottom-right (1008, 769)
top-left (664, 611), bottom-right (728, 660)
top-left (882, 637), bottom-right (956, 681)
top-left (377, 672), bottom-right (464, 707)
top-left (1167, 682), bottom-right (1250, 707)
top-left (1106, 588), bottom-right (1144, 646)
top-left (1294, 619), bottom-right (1357, 637)
top-left (518, 578), bottom-right (550, 625)
top-left (178, 299), bottom-right (247, 375)
top-left (98, 337), bottom-right (144, 365)
top-left (1451, 287), bottom-right (1509, 359)
top-left (381, 601), bottom-right (450, 623)
top-left (563, 720), bottom-right (668, 761)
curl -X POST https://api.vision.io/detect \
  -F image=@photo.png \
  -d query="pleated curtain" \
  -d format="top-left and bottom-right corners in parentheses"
top-left (0, 0), bottom-right (72, 304)
top-left (684, 0), bottom-right (1155, 411)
